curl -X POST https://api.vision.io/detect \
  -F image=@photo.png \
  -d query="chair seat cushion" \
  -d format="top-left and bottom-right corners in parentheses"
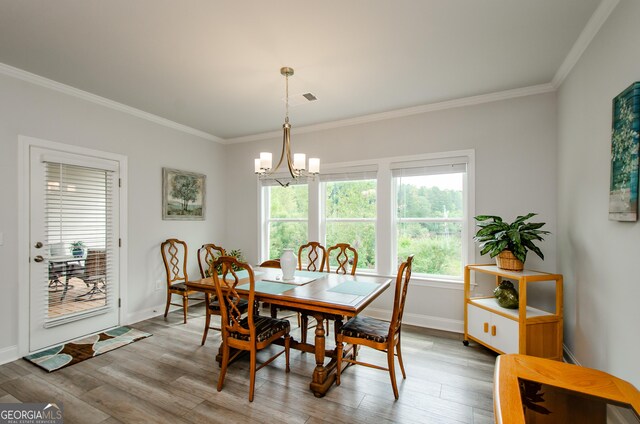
top-left (229, 316), bottom-right (290, 342)
top-left (340, 315), bottom-right (389, 343)
top-left (208, 298), bottom-right (249, 313)
top-left (169, 282), bottom-right (188, 292)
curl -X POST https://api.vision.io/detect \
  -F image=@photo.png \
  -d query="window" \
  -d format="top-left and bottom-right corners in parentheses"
top-left (323, 179), bottom-right (377, 270)
top-left (262, 181), bottom-right (308, 260)
top-left (392, 158), bottom-right (468, 279)
top-left (259, 150), bottom-right (474, 282)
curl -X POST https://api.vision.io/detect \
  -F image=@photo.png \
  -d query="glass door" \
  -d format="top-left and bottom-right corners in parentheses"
top-left (29, 147), bottom-right (120, 352)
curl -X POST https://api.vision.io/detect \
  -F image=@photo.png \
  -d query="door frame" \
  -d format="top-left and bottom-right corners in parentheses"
top-left (17, 135), bottom-right (128, 356)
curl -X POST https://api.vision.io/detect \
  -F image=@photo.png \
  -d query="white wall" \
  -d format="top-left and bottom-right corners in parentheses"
top-left (0, 72), bottom-right (227, 359)
top-left (225, 92), bottom-right (559, 330)
top-left (557, 0), bottom-right (640, 387)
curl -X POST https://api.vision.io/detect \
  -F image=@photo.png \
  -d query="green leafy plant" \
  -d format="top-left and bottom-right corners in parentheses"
top-left (473, 213), bottom-right (549, 263)
top-left (70, 241), bottom-right (86, 257)
top-left (205, 248), bottom-right (245, 276)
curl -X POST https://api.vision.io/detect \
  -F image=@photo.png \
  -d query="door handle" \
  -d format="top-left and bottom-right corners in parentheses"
top-left (33, 255), bottom-right (44, 263)
top-left (483, 322), bottom-right (489, 333)
top-left (491, 325), bottom-right (497, 336)
top-left (34, 242), bottom-right (43, 249)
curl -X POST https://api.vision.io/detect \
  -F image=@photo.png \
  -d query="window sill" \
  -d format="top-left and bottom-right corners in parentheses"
top-left (354, 271), bottom-right (471, 290)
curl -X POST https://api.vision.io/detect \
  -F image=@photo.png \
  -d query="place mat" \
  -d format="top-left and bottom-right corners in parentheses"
top-left (23, 326), bottom-right (151, 372)
top-left (261, 275), bottom-right (315, 286)
top-left (327, 280), bottom-right (379, 296)
top-left (237, 280), bottom-right (294, 295)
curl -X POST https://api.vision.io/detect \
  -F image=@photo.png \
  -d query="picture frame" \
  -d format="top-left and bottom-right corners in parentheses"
top-left (162, 168), bottom-right (206, 220)
top-left (609, 82), bottom-right (640, 221)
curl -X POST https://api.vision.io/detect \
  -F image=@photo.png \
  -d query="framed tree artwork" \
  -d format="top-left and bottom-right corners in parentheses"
top-left (162, 168), bottom-right (206, 220)
top-left (609, 82), bottom-right (640, 221)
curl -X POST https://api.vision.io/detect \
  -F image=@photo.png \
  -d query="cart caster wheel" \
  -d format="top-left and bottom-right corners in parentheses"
top-left (462, 340), bottom-right (469, 346)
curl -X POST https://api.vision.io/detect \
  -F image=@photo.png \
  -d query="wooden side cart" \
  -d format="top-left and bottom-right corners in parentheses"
top-left (463, 264), bottom-right (563, 360)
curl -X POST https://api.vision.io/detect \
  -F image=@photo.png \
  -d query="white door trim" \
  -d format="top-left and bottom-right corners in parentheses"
top-left (18, 135), bottom-right (128, 356)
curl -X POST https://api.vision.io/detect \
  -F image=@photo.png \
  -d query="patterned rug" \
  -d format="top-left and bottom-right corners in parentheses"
top-left (23, 326), bottom-right (151, 372)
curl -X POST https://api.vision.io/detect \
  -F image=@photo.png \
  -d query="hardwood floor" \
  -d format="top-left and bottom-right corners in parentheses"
top-left (0, 304), bottom-right (497, 423)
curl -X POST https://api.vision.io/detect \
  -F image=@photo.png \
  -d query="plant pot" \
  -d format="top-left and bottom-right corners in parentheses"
top-left (495, 250), bottom-right (524, 271)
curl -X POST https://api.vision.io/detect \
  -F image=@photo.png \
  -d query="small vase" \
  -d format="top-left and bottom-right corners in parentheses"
top-left (280, 248), bottom-right (297, 280)
top-left (494, 280), bottom-right (519, 309)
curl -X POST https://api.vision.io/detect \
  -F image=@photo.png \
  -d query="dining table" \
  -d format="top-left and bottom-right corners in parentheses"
top-left (186, 266), bottom-right (392, 397)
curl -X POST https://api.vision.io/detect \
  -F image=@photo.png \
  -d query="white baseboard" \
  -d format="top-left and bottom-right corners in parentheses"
top-left (0, 345), bottom-right (19, 366)
top-left (124, 301), bottom-right (206, 326)
top-left (124, 305), bottom-right (165, 326)
top-left (364, 307), bottom-right (464, 333)
top-left (562, 344), bottom-right (580, 365)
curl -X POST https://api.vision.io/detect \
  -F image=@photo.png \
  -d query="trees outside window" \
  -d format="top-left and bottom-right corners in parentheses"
top-left (324, 180), bottom-right (377, 270)
top-left (395, 172), bottom-right (464, 278)
top-left (264, 183), bottom-right (308, 260)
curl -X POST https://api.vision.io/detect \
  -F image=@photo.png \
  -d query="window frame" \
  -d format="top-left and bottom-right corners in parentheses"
top-left (320, 178), bottom-right (378, 273)
top-left (260, 181), bottom-right (310, 260)
top-left (391, 165), bottom-right (469, 281)
top-left (258, 149), bottom-right (475, 285)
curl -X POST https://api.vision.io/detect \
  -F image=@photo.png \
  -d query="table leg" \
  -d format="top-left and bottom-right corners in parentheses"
top-left (309, 312), bottom-right (338, 397)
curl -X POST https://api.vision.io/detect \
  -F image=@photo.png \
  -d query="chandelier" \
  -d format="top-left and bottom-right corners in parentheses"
top-left (254, 67), bottom-right (320, 181)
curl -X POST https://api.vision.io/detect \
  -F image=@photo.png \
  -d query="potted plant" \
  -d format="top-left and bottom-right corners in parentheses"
top-left (205, 248), bottom-right (245, 276)
top-left (70, 241), bottom-right (86, 257)
top-left (473, 213), bottom-right (549, 271)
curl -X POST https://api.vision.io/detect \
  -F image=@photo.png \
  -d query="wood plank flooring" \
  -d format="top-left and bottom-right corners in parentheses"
top-left (0, 304), bottom-right (497, 423)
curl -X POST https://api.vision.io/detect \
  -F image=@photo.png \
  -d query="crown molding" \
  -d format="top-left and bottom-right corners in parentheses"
top-left (0, 62), bottom-right (223, 143)
top-left (551, 0), bottom-right (619, 89)
top-left (224, 83), bottom-right (555, 144)
top-left (3, 0), bottom-right (616, 147)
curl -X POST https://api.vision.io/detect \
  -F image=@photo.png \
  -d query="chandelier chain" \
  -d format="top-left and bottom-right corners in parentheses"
top-left (285, 72), bottom-right (289, 124)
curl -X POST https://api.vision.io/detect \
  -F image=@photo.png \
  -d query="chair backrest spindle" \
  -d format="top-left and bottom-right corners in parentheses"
top-left (160, 238), bottom-right (189, 286)
top-left (326, 243), bottom-right (358, 275)
top-left (198, 243), bottom-right (226, 278)
top-left (389, 255), bottom-right (414, 338)
top-left (298, 242), bottom-right (327, 272)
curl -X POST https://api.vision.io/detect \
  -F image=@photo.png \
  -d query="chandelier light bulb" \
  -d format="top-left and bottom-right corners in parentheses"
top-left (308, 158), bottom-right (320, 174)
top-left (260, 152), bottom-right (272, 170)
top-left (293, 153), bottom-right (306, 170)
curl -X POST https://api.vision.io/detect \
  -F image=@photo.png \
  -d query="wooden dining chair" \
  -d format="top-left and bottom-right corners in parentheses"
top-left (298, 242), bottom-right (327, 343)
top-left (160, 238), bottom-right (202, 324)
top-left (197, 243), bottom-right (246, 345)
top-left (336, 255), bottom-right (414, 400)
top-left (213, 256), bottom-right (291, 402)
top-left (326, 243), bottom-right (358, 275)
top-left (259, 259), bottom-right (281, 268)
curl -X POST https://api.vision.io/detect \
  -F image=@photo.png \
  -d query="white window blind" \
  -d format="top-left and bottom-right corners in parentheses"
top-left (44, 161), bottom-right (117, 322)
top-left (319, 164), bottom-right (378, 182)
top-left (260, 175), bottom-right (310, 187)
top-left (390, 156), bottom-right (468, 178)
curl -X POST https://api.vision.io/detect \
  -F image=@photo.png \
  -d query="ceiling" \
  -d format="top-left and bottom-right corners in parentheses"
top-left (0, 0), bottom-right (602, 142)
